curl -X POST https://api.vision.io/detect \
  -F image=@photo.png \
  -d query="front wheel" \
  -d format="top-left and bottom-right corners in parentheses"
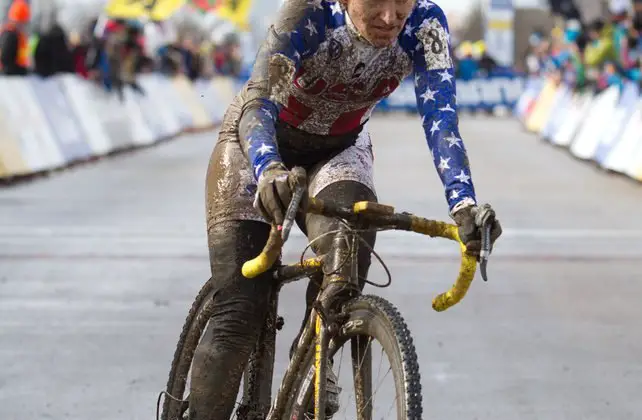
top-left (285, 294), bottom-right (423, 420)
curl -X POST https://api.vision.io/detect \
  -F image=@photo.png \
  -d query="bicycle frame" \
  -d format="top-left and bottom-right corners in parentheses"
top-left (238, 196), bottom-right (485, 420)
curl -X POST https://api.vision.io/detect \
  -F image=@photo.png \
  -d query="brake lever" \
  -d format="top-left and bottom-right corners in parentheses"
top-left (280, 167), bottom-right (307, 242)
top-left (475, 204), bottom-right (496, 282)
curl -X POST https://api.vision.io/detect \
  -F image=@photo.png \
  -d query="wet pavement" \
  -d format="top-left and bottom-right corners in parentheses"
top-left (1, 115), bottom-right (641, 420)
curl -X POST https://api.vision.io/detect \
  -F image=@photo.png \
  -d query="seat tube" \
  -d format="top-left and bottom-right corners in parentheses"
top-left (324, 227), bottom-right (355, 285)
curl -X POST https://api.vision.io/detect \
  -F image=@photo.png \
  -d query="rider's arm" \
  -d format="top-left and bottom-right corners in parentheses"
top-left (408, 4), bottom-right (477, 215)
top-left (238, 0), bottom-right (326, 179)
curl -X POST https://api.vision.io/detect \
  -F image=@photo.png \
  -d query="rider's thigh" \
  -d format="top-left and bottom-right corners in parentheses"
top-left (303, 179), bottom-right (377, 289)
top-left (205, 123), bottom-right (267, 230)
top-left (306, 128), bottom-right (376, 200)
top-left (304, 128), bottom-right (377, 270)
top-left (300, 128), bottom-right (378, 313)
top-left (189, 220), bottom-right (273, 420)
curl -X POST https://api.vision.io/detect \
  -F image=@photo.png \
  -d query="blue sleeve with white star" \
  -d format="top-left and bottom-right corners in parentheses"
top-left (400, 1), bottom-right (477, 213)
top-left (239, 0), bottom-right (329, 180)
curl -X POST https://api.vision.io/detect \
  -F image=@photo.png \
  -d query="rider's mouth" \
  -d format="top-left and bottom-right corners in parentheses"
top-left (371, 26), bottom-right (397, 37)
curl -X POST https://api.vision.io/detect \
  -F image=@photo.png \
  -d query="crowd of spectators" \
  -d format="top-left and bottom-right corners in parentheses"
top-left (452, 40), bottom-right (502, 80)
top-left (522, 0), bottom-right (642, 92)
top-left (0, 0), bottom-right (243, 100)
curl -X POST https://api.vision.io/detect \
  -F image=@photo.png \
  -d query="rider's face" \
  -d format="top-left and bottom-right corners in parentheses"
top-left (343, 0), bottom-right (416, 48)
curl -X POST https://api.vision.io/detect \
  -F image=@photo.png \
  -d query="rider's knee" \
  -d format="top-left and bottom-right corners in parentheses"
top-left (305, 180), bottom-right (377, 252)
top-left (306, 181), bottom-right (376, 285)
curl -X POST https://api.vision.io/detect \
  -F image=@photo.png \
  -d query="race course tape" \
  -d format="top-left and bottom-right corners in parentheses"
top-left (0, 73), bottom-right (229, 181)
top-left (514, 76), bottom-right (642, 182)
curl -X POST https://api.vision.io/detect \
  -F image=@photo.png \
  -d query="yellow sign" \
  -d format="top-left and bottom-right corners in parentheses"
top-left (214, 0), bottom-right (252, 31)
top-left (487, 19), bottom-right (512, 31)
top-left (105, 0), bottom-right (186, 21)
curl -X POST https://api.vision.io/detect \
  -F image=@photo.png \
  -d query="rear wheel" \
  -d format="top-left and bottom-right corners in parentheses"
top-left (159, 277), bottom-right (276, 420)
top-left (284, 294), bottom-right (423, 420)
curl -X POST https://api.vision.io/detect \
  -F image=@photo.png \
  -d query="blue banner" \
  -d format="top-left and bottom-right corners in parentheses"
top-left (378, 69), bottom-right (526, 113)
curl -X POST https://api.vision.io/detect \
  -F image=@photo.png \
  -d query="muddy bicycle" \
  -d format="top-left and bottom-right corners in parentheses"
top-left (159, 167), bottom-right (496, 420)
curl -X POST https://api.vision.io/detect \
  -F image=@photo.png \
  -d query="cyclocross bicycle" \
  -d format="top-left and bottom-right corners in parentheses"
top-left (159, 167), bottom-right (496, 420)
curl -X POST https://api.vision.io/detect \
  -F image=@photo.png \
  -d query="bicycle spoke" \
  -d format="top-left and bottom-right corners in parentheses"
top-left (351, 335), bottom-right (373, 420)
top-left (328, 335), bottom-right (401, 420)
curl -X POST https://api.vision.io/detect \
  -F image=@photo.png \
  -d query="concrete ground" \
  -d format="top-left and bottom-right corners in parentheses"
top-left (1, 115), bottom-right (641, 420)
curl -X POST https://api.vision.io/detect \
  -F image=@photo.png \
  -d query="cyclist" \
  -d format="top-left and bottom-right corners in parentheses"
top-left (193, 0), bottom-right (502, 418)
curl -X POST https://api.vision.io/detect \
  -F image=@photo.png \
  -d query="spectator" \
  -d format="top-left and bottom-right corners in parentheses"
top-left (34, 20), bottom-right (75, 77)
top-left (524, 30), bottom-right (550, 76)
top-left (69, 31), bottom-right (90, 79)
top-left (455, 41), bottom-right (479, 80)
top-left (158, 40), bottom-right (184, 76)
top-left (100, 19), bottom-right (146, 100)
top-left (0, 0), bottom-right (31, 75)
top-left (214, 32), bottom-right (242, 77)
top-left (181, 37), bottom-right (202, 81)
top-left (584, 18), bottom-right (617, 72)
top-left (471, 41), bottom-right (498, 75)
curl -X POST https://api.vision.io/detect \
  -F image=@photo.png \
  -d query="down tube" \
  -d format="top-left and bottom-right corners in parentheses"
top-left (314, 315), bottom-right (330, 420)
top-left (267, 314), bottom-right (317, 419)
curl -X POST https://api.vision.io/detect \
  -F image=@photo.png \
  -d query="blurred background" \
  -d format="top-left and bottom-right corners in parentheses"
top-left (2, 1), bottom-right (642, 420)
top-left (2, 0), bottom-right (636, 98)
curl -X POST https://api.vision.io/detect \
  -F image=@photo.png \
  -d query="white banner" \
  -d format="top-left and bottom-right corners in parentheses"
top-left (484, 0), bottom-right (515, 66)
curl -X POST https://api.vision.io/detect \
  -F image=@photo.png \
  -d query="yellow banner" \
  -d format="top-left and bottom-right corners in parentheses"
top-left (487, 19), bottom-right (512, 31)
top-left (214, 0), bottom-right (252, 31)
top-left (105, 0), bottom-right (186, 21)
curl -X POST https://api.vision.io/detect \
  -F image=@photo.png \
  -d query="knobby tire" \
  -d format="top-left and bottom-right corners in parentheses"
top-left (284, 295), bottom-right (423, 420)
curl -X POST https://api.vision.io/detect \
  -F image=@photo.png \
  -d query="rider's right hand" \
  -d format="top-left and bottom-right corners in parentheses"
top-left (254, 162), bottom-right (293, 226)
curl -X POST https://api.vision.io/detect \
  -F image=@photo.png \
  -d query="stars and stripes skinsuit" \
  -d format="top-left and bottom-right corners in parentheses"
top-left (194, 1), bottom-right (477, 418)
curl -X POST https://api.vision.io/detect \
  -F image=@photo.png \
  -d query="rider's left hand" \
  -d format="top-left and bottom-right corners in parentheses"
top-left (452, 204), bottom-right (502, 257)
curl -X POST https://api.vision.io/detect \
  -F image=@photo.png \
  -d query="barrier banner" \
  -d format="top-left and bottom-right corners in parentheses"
top-left (133, 79), bottom-right (166, 140)
top-left (194, 79), bottom-right (222, 125)
top-left (156, 75), bottom-right (193, 130)
top-left (138, 75), bottom-right (183, 138)
top-left (569, 86), bottom-right (620, 160)
top-left (194, 79), bottom-right (225, 123)
top-left (455, 73), bottom-right (525, 112)
top-left (0, 77), bottom-right (65, 172)
top-left (524, 78), bottom-right (558, 132)
top-left (172, 75), bottom-right (213, 129)
top-left (540, 84), bottom-right (571, 140)
top-left (551, 91), bottom-right (593, 147)
top-left (90, 85), bottom-right (135, 152)
top-left (0, 73), bottom-right (231, 180)
top-left (380, 78), bottom-right (416, 111)
top-left (210, 77), bottom-right (239, 113)
top-left (122, 87), bottom-right (156, 146)
top-left (602, 99), bottom-right (642, 174)
top-left (60, 75), bottom-right (112, 156)
top-left (514, 77), bottom-right (543, 121)
top-left (379, 71), bottom-right (526, 112)
top-left (594, 83), bottom-right (639, 165)
top-left (29, 76), bottom-right (93, 163)
top-left (625, 104), bottom-right (642, 179)
top-left (627, 122), bottom-right (642, 180)
top-left (0, 106), bottom-right (28, 177)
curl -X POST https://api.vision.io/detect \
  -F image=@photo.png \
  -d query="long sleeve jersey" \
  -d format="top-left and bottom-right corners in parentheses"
top-left (239, 0), bottom-right (476, 213)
